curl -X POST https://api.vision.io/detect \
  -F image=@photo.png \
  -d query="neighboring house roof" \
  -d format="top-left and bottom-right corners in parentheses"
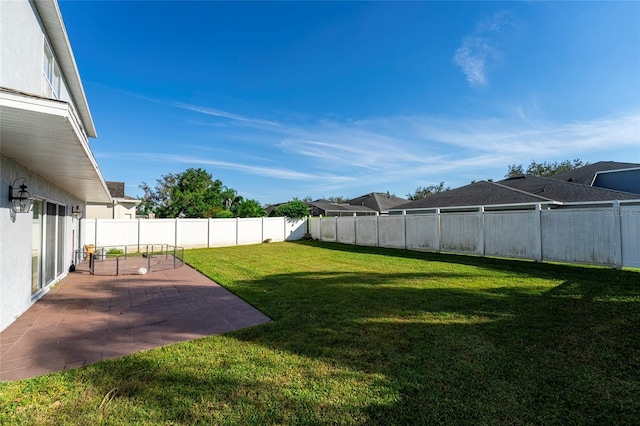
top-left (393, 175), bottom-right (640, 212)
top-left (346, 192), bottom-right (408, 213)
top-left (107, 181), bottom-right (125, 198)
top-left (552, 161), bottom-right (640, 185)
top-left (499, 175), bottom-right (640, 203)
top-left (309, 200), bottom-right (377, 215)
top-left (393, 181), bottom-right (551, 211)
top-left (105, 181), bottom-right (141, 204)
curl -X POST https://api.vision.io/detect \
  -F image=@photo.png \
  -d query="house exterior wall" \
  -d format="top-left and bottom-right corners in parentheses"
top-left (1, 154), bottom-right (83, 331)
top-left (86, 203), bottom-right (114, 219)
top-left (0, 0), bottom-right (72, 104)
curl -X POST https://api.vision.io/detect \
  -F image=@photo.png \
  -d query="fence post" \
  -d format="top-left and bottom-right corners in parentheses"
top-left (613, 200), bottom-right (622, 269)
top-left (236, 217), bottom-right (240, 246)
top-left (534, 204), bottom-right (542, 262)
top-left (138, 218), bottom-right (142, 253)
top-left (403, 210), bottom-right (407, 249)
top-left (208, 218), bottom-right (212, 248)
top-left (435, 208), bottom-right (441, 253)
top-left (175, 218), bottom-right (179, 247)
top-left (353, 213), bottom-right (357, 246)
top-left (478, 206), bottom-right (485, 256)
top-left (335, 216), bottom-right (338, 242)
top-left (376, 212), bottom-right (380, 247)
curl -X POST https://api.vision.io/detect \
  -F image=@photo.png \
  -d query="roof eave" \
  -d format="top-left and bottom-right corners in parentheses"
top-left (34, 0), bottom-right (96, 138)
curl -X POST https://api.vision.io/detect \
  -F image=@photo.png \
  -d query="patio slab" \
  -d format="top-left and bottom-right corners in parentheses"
top-left (0, 262), bottom-right (270, 381)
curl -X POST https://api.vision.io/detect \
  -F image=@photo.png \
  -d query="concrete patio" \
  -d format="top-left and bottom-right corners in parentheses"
top-left (0, 262), bottom-right (271, 381)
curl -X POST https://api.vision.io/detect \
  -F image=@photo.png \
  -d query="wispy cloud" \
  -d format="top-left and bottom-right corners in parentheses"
top-left (114, 95), bottom-right (638, 197)
top-left (454, 11), bottom-right (514, 89)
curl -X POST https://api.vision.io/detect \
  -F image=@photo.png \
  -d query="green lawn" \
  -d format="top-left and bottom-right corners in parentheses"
top-left (1, 241), bottom-right (639, 425)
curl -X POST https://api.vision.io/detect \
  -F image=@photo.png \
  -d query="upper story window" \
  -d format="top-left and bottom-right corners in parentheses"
top-left (43, 43), bottom-right (60, 99)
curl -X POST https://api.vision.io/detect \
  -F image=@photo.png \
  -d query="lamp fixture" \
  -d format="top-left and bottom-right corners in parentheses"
top-left (72, 205), bottom-right (82, 219)
top-left (8, 178), bottom-right (32, 214)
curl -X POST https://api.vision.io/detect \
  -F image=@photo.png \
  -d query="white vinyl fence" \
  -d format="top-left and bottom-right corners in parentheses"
top-left (83, 217), bottom-right (307, 250)
top-left (309, 201), bottom-right (640, 269)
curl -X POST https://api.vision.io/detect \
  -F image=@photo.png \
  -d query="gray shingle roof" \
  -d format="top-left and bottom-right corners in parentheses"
top-left (552, 161), bottom-right (640, 185)
top-left (499, 175), bottom-right (640, 203)
top-left (106, 181), bottom-right (125, 198)
top-left (309, 200), bottom-right (377, 214)
top-left (393, 181), bottom-right (551, 210)
top-left (393, 174), bottom-right (640, 212)
top-left (346, 192), bottom-right (408, 212)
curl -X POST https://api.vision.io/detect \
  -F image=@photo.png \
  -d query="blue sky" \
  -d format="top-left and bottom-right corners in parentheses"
top-left (59, 1), bottom-right (640, 205)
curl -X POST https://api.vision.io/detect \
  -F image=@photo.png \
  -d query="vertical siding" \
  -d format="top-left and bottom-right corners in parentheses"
top-left (541, 208), bottom-right (614, 265)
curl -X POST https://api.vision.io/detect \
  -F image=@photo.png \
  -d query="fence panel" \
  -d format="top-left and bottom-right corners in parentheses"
top-left (406, 214), bottom-right (438, 251)
top-left (485, 211), bottom-right (538, 259)
top-left (621, 206), bottom-right (640, 268)
top-left (541, 208), bottom-right (614, 265)
top-left (440, 213), bottom-right (482, 254)
top-left (84, 219), bottom-right (96, 245)
top-left (355, 216), bottom-right (378, 246)
top-left (208, 218), bottom-right (237, 247)
top-left (309, 217), bottom-right (321, 240)
top-left (378, 216), bottom-right (405, 248)
top-left (177, 219), bottom-right (209, 248)
top-left (238, 218), bottom-right (263, 245)
top-left (97, 220), bottom-right (139, 247)
top-left (139, 219), bottom-right (176, 247)
top-left (320, 217), bottom-right (337, 242)
top-left (285, 218), bottom-right (306, 241)
top-left (336, 217), bottom-right (356, 245)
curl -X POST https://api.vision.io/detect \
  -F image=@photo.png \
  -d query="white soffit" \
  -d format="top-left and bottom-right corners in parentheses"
top-left (0, 92), bottom-right (111, 203)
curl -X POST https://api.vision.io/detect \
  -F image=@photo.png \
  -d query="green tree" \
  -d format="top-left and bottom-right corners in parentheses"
top-left (505, 159), bottom-right (588, 178)
top-left (235, 199), bottom-right (267, 218)
top-left (407, 182), bottom-right (450, 201)
top-left (272, 200), bottom-right (309, 219)
top-left (139, 168), bottom-right (228, 218)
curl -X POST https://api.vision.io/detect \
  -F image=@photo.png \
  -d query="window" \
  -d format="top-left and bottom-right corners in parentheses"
top-left (43, 43), bottom-right (60, 99)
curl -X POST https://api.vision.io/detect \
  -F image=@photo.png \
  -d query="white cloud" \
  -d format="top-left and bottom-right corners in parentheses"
top-left (454, 11), bottom-right (513, 89)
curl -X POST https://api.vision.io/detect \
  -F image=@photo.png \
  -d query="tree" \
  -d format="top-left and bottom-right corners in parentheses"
top-left (505, 159), bottom-right (588, 178)
top-left (407, 182), bottom-right (450, 201)
top-left (272, 200), bottom-right (309, 219)
top-left (139, 168), bottom-right (227, 218)
top-left (325, 196), bottom-right (348, 203)
top-left (235, 199), bottom-right (267, 218)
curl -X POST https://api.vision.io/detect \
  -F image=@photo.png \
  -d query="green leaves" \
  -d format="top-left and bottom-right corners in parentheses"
top-left (138, 168), bottom-right (266, 218)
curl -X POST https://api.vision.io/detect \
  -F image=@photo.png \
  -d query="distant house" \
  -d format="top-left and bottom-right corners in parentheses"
top-left (1, 0), bottom-right (111, 331)
top-left (346, 192), bottom-right (408, 215)
top-left (391, 173), bottom-right (640, 214)
top-left (552, 161), bottom-right (640, 195)
top-left (86, 181), bottom-right (141, 219)
top-left (308, 199), bottom-right (378, 217)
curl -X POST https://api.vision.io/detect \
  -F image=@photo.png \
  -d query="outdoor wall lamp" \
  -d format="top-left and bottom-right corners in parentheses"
top-left (72, 205), bottom-right (83, 219)
top-left (8, 178), bottom-right (32, 214)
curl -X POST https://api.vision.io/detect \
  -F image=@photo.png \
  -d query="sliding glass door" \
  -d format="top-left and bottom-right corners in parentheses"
top-left (32, 201), bottom-right (67, 294)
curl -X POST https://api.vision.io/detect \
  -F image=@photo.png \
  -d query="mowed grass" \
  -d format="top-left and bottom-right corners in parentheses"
top-left (1, 241), bottom-right (639, 425)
